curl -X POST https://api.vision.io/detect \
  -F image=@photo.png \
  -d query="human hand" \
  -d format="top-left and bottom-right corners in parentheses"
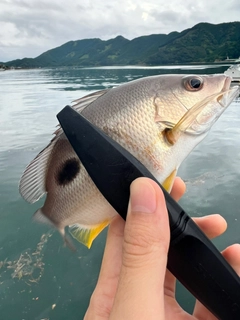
top-left (84, 177), bottom-right (240, 320)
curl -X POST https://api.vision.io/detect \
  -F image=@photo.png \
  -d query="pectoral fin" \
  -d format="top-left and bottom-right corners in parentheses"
top-left (69, 220), bottom-right (111, 249)
top-left (162, 169), bottom-right (177, 192)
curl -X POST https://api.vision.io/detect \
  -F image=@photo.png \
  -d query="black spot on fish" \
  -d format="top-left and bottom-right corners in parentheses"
top-left (57, 158), bottom-right (80, 185)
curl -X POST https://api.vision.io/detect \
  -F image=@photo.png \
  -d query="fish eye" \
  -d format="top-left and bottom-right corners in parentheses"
top-left (184, 76), bottom-right (203, 91)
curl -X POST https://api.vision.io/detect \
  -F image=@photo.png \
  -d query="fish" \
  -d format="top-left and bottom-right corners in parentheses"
top-left (19, 74), bottom-right (239, 249)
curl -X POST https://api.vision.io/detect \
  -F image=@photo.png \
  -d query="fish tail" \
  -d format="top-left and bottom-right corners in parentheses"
top-left (33, 208), bottom-right (76, 251)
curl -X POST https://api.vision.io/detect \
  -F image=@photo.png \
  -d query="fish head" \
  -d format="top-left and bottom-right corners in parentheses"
top-left (147, 74), bottom-right (239, 188)
top-left (153, 74), bottom-right (237, 131)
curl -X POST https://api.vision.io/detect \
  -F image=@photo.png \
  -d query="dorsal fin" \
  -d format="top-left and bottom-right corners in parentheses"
top-left (54, 89), bottom-right (109, 136)
top-left (19, 89), bottom-right (109, 204)
top-left (72, 89), bottom-right (109, 112)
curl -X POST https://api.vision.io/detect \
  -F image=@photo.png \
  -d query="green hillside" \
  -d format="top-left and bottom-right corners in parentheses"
top-left (5, 21), bottom-right (240, 68)
top-left (145, 22), bottom-right (240, 64)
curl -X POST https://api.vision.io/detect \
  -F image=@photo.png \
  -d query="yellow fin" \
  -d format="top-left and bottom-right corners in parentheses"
top-left (162, 169), bottom-right (177, 192)
top-left (69, 220), bottom-right (110, 249)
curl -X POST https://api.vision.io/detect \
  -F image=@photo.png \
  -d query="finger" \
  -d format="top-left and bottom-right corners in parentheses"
top-left (222, 243), bottom-right (240, 275)
top-left (164, 214), bottom-right (227, 299)
top-left (85, 216), bottom-right (125, 319)
top-left (170, 177), bottom-right (186, 201)
top-left (85, 176), bottom-right (186, 319)
top-left (110, 177), bottom-right (170, 319)
top-left (192, 214), bottom-right (227, 239)
top-left (193, 243), bottom-right (240, 320)
top-left (96, 216), bottom-right (125, 293)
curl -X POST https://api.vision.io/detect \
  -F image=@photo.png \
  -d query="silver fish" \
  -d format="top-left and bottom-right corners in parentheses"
top-left (19, 74), bottom-right (239, 248)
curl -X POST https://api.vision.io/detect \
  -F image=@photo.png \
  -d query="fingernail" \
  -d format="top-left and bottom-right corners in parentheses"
top-left (130, 178), bottom-right (157, 214)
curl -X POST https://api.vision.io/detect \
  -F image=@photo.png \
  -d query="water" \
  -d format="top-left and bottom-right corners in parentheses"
top-left (0, 65), bottom-right (239, 319)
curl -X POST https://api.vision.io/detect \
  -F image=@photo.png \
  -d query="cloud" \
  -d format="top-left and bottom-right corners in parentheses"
top-left (0, 0), bottom-right (239, 62)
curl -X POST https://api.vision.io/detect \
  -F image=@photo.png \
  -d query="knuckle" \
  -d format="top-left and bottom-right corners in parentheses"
top-left (87, 291), bottom-right (112, 318)
top-left (122, 214), bottom-right (169, 268)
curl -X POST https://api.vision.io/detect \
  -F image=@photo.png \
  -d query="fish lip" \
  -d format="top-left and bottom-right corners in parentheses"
top-left (218, 75), bottom-right (239, 107)
top-left (222, 75), bottom-right (232, 91)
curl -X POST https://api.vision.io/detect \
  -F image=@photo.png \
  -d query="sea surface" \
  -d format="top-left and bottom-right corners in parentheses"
top-left (0, 65), bottom-right (239, 319)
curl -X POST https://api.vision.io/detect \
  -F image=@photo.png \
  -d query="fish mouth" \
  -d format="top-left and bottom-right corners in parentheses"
top-left (194, 79), bottom-right (239, 134)
top-left (169, 76), bottom-right (239, 139)
top-left (222, 76), bottom-right (232, 91)
top-left (218, 76), bottom-right (239, 108)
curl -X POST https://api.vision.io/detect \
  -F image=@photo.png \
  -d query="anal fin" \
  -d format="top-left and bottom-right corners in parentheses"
top-left (69, 220), bottom-right (111, 249)
top-left (162, 169), bottom-right (177, 192)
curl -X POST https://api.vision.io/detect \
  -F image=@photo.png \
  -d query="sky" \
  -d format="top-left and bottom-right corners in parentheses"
top-left (0, 0), bottom-right (239, 62)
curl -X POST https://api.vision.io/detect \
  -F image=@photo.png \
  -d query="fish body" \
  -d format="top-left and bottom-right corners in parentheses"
top-left (19, 74), bottom-right (239, 248)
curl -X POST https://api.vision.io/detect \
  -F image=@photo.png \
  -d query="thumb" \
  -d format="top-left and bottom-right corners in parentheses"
top-left (110, 177), bottom-right (170, 319)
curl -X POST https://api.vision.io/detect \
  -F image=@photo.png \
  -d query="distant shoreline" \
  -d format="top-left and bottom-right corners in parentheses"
top-left (0, 62), bottom-right (235, 71)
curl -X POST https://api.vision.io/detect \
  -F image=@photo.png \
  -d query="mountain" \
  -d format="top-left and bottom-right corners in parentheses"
top-left (5, 21), bottom-right (240, 68)
top-left (145, 22), bottom-right (240, 65)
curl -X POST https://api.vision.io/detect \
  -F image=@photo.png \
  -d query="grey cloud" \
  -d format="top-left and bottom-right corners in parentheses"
top-left (0, 0), bottom-right (240, 62)
top-left (150, 4), bottom-right (208, 33)
top-left (231, 2), bottom-right (240, 10)
top-left (4, 0), bottom-right (62, 11)
top-left (151, 10), bottom-right (184, 25)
